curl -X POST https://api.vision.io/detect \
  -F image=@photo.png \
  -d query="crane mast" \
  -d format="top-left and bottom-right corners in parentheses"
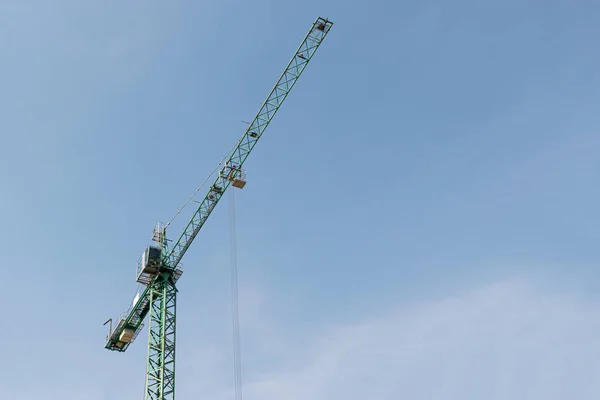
top-left (103, 17), bottom-right (333, 400)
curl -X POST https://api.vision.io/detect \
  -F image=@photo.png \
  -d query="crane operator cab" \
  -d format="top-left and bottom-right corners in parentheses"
top-left (136, 245), bottom-right (162, 285)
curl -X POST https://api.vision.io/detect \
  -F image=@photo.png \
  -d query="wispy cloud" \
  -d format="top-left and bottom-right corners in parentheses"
top-left (189, 278), bottom-right (600, 400)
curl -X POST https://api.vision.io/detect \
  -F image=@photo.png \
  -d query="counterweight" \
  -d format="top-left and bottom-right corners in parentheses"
top-left (103, 17), bottom-right (333, 400)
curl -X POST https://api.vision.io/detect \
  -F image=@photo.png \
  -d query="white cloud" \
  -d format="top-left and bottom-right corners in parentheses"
top-left (192, 279), bottom-right (600, 400)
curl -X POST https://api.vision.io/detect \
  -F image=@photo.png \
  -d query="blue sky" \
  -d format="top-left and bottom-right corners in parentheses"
top-left (1, 0), bottom-right (600, 398)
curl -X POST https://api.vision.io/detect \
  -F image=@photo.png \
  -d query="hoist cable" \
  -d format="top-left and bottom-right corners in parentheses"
top-left (229, 189), bottom-right (243, 400)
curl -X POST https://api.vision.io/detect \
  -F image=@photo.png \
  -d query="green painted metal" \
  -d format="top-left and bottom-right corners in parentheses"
top-left (163, 16), bottom-right (334, 270)
top-left (104, 16), bottom-right (333, 400)
top-left (104, 283), bottom-right (152, 352)
top-left (145, 273), bottom-right (177, 400)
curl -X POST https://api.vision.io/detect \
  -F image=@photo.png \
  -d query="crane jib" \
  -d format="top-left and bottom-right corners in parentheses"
top-left (164, 17), bottom-right (333, 269)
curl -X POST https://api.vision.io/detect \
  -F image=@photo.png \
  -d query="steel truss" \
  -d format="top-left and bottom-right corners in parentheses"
top-left (145, 273), bottom-right (177, 400)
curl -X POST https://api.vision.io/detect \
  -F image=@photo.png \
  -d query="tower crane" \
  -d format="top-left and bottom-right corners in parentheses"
top-left (103, 17), bottom-right (333, 400)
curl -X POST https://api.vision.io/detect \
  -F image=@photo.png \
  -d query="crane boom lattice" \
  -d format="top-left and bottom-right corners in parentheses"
top-left (165, 17), bottom-right (333, 270)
